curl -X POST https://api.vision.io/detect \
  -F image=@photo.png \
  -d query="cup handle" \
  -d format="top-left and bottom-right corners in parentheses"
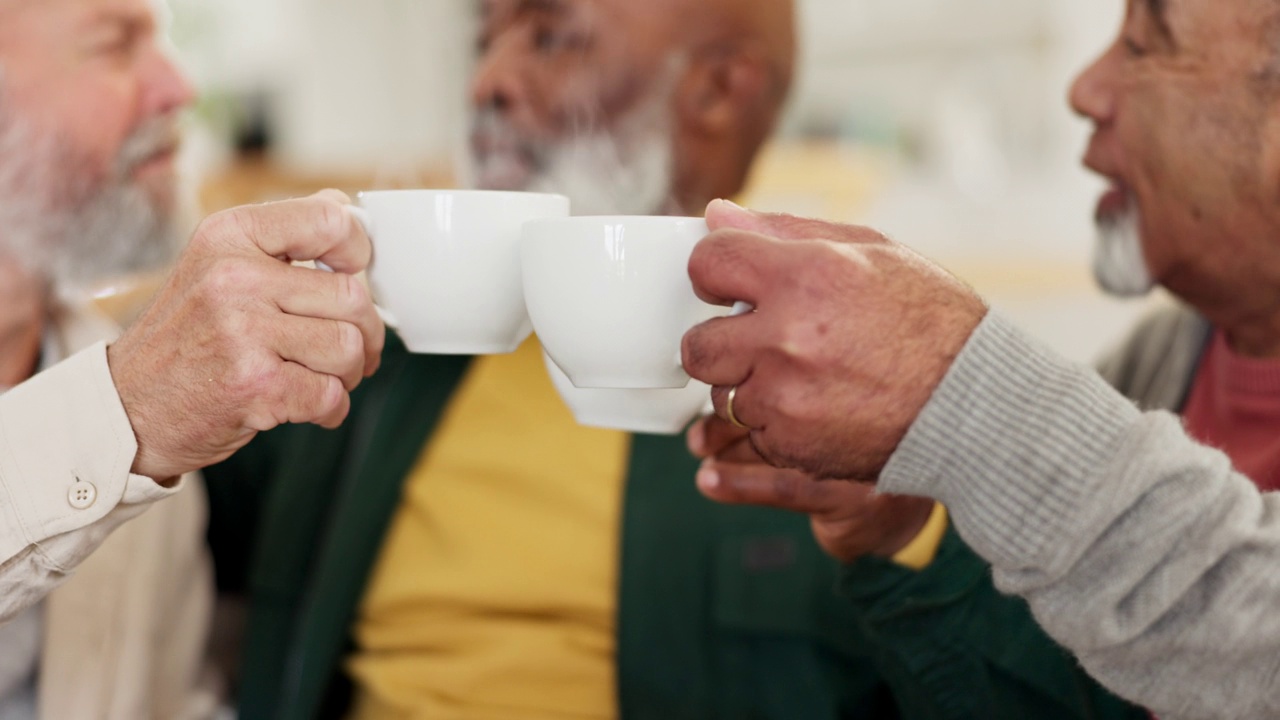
top-left (315, 206), bottom-right (399, 329)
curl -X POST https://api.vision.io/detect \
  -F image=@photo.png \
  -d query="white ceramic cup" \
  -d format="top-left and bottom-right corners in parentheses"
top-left (543, 350), bottom-right (712, 435)
top-left (359, 189), bottom-right (569, 355)
top-left (522, 216), bottom-right (726, 389)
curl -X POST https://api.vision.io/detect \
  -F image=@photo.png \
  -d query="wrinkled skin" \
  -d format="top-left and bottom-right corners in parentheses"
top-left (109, 191), bottom-right (384, 481)
top-left (682, 201), bottom-right (988, 483)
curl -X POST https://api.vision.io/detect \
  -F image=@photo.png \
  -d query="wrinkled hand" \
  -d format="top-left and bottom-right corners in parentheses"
top-left (681, 201), bottom-right (988, 481)
top-left (689, 414), bottom-right (934, 563)
top-left (108, 190), bottom-right (384, 481)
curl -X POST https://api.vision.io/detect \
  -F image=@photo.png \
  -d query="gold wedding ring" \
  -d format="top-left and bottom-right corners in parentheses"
top-left (726, 385), bottom-right (749, 430)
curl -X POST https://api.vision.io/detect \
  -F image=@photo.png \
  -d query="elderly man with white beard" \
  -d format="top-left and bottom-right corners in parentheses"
top-left (0, 55), bottom-right (218, 719)
top-left (0, 0), bottom-right (385, 717)
top-left (677, 0), bottom-right (1280, 716)
top-left (204, 2), bottom-right (1137, 720)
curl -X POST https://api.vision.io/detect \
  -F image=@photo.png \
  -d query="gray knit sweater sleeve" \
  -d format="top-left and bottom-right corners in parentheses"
top-left (879, 312), bottom-right (1280, 720)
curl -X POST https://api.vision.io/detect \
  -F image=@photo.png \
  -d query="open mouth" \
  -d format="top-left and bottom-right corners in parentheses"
top-left (130, 145), bottom-right (179, 176)
top-left (1095, 180), bottom-right (1132, 224)
top-left (471, 135), bottom-right (541, 189)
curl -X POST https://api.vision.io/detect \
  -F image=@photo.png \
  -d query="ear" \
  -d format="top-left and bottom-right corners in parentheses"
top-left (675, 45), bottom-right (770, 139)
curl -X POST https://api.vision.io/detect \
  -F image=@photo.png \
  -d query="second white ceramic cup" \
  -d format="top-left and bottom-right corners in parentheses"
top-left (522, 216), bottom-right (723, 389)
top-left (361, 189), bottom-right (569, 355)
top-left (543, 350), bottom-right (711, 435)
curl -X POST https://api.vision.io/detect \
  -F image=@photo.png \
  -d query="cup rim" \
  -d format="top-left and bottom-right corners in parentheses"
top-left (357, 189), bottom-right (570, 203)
top-left (523, 215), bottom-right (706, 229)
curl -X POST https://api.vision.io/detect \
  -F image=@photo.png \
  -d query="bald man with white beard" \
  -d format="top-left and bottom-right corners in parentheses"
top-left (465, 0), bottom-right (795, 217)
top-left (0, 0), bottom-right (384, 717)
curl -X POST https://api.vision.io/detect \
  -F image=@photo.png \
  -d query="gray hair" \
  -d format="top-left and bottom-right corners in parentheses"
top-left (0, 68), bottom-right (181, 290)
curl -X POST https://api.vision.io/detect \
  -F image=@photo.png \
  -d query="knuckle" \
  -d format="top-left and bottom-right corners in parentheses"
top-left (777, 323), bottom-right (813, 360)
top-left (774, 387), bottom-right (816, 425)
top-left (811, 241), bottom-right (854, 274)
top-left (196, 208), bottom-right (250, 249)
top-left (687, 238), bottom-right (717, 280)
top-left (313, 197), bottom-right (351, 241)
top-left (231, 355), bottom-right (279, 400)
top-left (334, 321), bottom-right (364, 365)
top-left (315, 374), bottom-right (347, 416)
top-left (850, 225), bottom-right (891, 245)
top-left (691, 231), bottom-right (749, 283)
top-left (314, 188), bottom-right (352, 205)
top-left (214, 309), bottom-right (254, 350)
top-left (776, 214), bottom-right (834, 240)
top-left (201, 256), bottom-right (254, 300)
top-left (368, 320), bottom-right (387, 354)
top-left (337, 272), bottom-right (371, 315)
top-left (706, 232), bottom-right (752, 273)
top-left (680, 334), bottom-right (702, 373)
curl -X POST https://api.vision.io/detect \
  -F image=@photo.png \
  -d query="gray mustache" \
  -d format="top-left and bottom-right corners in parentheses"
top-left (115, 114), bottom-right (182, 177)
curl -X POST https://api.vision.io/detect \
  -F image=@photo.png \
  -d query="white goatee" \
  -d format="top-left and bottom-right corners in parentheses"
top-left (1093, 201), bottom-right (1155, 298)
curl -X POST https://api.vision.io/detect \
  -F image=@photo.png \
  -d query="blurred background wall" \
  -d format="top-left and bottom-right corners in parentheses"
top-left (167, 0), bottom-right (1164, 364)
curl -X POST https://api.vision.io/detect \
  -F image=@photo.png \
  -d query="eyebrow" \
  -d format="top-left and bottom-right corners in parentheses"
top-left (81, 7), bottom-right (156, 36)
top-left (516, 0), bottom-right (568, 16)
top-left (480, 0), bottom-right (567, 24)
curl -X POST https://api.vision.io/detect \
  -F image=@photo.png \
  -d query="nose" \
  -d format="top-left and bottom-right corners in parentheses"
top-left (470, 33), bottom-right (527, 115)
top-left (140, 45), bottom-right (197, 118)
top-left (1069, 42), bottom-right (1119, 124)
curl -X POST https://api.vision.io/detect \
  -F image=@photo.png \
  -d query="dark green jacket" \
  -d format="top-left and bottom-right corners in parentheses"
top-left (205, 336), bottom-right (1143, 720)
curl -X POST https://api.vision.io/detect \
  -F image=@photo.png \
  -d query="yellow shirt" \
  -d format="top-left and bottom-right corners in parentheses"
top-left (349, 339), bottom-right (630, 720)
top-left (889, 503), bottom-right (948, 571)
top-left (347, 339), bottom-right (947, 720)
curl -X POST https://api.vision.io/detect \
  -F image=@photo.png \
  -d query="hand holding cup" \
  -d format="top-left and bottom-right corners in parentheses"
top-left (108, 190), bottom-right (384, 480)
top-left (681, 200), bottom-right (989, 481)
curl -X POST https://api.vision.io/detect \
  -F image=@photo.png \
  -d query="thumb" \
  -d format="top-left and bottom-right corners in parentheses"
top-left (705, 200), bottom-right (892, 247)
top-left (705, 199), bottom-right (783, 235)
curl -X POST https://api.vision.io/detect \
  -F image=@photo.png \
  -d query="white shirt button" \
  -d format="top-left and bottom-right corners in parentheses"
top-left (67, 481), bottom-right (97, 510)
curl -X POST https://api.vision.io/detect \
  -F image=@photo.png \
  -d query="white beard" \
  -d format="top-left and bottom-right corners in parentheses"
top-left (1093, 203), bottom-right (1155, 298)
top-left (465, 88), bottom-right (677, 216)
top-left (0, 89), bottom-right (181, 291)
top-left (522, 122), bottom-right (675, 217)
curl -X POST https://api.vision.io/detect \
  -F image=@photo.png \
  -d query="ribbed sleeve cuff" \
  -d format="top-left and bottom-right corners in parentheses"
top-left (879, 312), bottom-right (1141, 573)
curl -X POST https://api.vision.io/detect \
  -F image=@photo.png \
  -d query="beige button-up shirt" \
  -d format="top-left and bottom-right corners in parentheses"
top-left (0, 317), bottom-right (180, 623)
top-left (0, 300), bottom-right (218, 719)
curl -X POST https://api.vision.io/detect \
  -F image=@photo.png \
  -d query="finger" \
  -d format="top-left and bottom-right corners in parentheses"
top-left (270, 265), bottom-right (385, 377)
top-left (687, 414), bottom-right (750, 458)
top-left (709, 380), bottom-right (763, 432)
top-left (687, 228), bottom-right (788, 307)
top-left (705, 199), bottom-right (892, 246)
top-left (681, 312), bottom-right (761, 387)
top-left (200, 191), bottom-right (372, 275)
top-left (714, 437), bottom-right (769, 464)
top-left (245, 361), bottom-right (351, 432)
top-left (271, 315), bottom-right (368, 391)
top-left (703, 414), bottom-right (765, 462)
top-left (687, 410), bottom-right (761, 460)
top-left (696, 461), bottom-right (842, 515)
